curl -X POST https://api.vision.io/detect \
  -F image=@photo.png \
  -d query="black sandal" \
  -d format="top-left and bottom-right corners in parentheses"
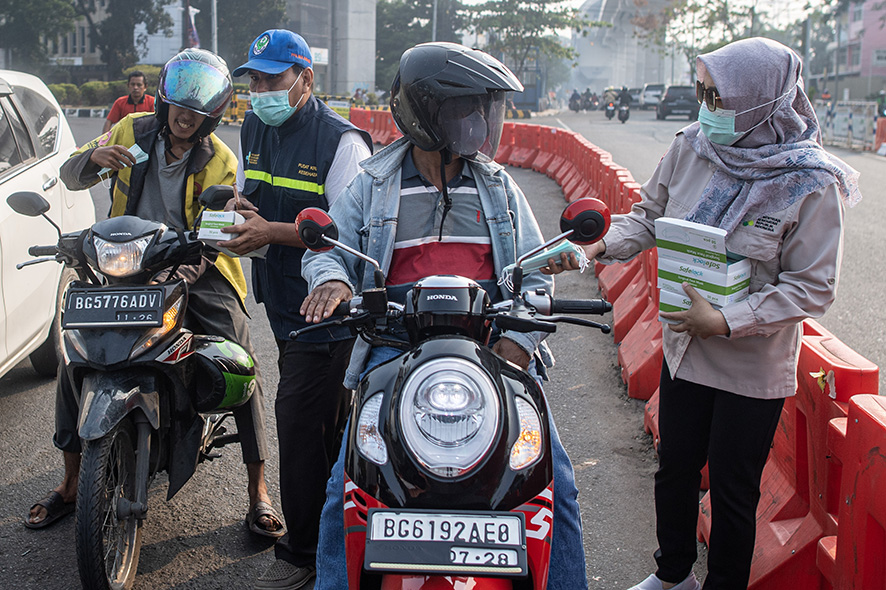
top-left (24, 491), bottom-right (75, 530)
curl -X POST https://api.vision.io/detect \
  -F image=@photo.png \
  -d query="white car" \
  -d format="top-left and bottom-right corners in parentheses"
top-left (0, 70), bottom-right (95, 377)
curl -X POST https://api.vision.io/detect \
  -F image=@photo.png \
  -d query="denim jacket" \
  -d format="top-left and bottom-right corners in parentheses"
top-left (302, 137), bottom-right (555, 389)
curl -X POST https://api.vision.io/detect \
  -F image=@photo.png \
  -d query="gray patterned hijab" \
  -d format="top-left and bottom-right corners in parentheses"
top-left (682, 37), bottom-right (861, 235)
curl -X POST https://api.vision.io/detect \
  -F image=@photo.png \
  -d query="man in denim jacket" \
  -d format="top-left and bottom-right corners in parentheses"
top-left (300, 42), bottom-right (588, 590)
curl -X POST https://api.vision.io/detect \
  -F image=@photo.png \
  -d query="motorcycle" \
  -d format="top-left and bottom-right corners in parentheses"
top-left (618, 104), bottom-right (630, 123)
top-left (605, 102), bottom-right (616, 120)
top-left (7, 186), bottom-right (256, 590)
top-left (568, 97), bottom-right (581, 112)
top-left (293, 198), bottom-right (612, 589)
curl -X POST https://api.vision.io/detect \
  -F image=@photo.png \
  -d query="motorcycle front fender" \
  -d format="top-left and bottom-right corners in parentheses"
top-left (78, 370), bottom-right (160, 441)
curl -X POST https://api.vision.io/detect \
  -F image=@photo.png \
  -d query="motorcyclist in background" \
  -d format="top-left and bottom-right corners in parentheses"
top-left (618, 85), bottom-right (633, 107)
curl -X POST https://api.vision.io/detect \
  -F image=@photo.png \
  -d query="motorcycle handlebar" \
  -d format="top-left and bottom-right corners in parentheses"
top-left (28, 245), bottom-right (56, 257)
top-left (551, 298), bottom-right (612, 315)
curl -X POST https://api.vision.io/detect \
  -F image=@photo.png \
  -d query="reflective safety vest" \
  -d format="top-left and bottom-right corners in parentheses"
top-left (239, 96), bottom-right (371, 341)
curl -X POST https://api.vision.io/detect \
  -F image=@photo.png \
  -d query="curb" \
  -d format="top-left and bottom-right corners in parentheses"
top-left (64, 108), bottom-right (109, 118)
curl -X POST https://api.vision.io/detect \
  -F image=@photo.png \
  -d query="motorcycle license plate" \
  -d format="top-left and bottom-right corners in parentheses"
top-left (364, 509), bottom-right (527, 576)
top-left (63, 287), bottom-right (164, 328)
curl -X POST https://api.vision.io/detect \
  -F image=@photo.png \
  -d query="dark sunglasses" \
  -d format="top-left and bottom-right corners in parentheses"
top-left (696, 80), bottom-right (722, 112)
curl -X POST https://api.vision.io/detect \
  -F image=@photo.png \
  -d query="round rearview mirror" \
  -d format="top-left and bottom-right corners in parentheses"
top-left (295, 208), bottom-right (338, 252)
top-left (560, 198), bottom-right (610, 245)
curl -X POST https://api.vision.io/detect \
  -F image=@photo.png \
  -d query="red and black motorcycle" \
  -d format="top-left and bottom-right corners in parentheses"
top-left (295, 198), bottom-right (611, 589)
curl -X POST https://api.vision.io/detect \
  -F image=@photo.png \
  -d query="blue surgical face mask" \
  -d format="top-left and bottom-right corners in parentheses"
top-left (697, 82), bottom-right (800, 146)
top-left (250, 71), bottom-right (306, 127)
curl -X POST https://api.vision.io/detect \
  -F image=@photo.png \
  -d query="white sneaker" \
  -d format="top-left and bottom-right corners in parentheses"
top-left (627, 572), bottom-right (701, 590)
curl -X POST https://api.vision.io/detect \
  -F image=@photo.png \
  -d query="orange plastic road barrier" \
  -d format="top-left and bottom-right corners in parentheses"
top-left (546, 130), bottom-right (573, 180)
top-left (496, 122), bottom-right (516, 164)
top-left (596, 257), bottom-right (642, 303)
top-left (531, 127), bottom-right (558, 173)
top-left (816, 394), bottom-right (886, 590)
top-left (610, 249), bottom-right (655, 344)
top-left (615, 249), bottom-right (662, 399)
top-left (349, 108), bottom-right (370, 133)
top-left (875, 118), bottom-right (886, 151)
top-left (508, 124), bottom-right (540, 168)
top-left (697, 319), bottom-right (879, 590)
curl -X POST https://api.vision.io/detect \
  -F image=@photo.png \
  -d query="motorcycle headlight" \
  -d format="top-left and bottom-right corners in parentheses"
top-left (509, 397), bottom-right (543, 470)
top-left (400, 358), bottom-right (499, 478)
top-left (131, 295), bottom-right (184, 358)
top-left (93, 235), bottom-right (152, 277)
top-left (356, 393), bottom-right (388, 465)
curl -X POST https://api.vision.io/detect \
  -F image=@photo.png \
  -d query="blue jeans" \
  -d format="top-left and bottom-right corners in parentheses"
top-left (315, 348), bottom-right (588, 589)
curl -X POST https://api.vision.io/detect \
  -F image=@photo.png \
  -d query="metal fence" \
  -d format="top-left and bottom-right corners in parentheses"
top-left (814, 100), bottom-right (879, 151)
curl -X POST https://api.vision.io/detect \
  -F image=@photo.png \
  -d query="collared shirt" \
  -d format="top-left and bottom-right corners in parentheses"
top-left (107, 94), bottom-right (155, 125)
top-left (599, 132), bottom-right (844, 399)
top-left (386, 151), bottom-right (495, 305)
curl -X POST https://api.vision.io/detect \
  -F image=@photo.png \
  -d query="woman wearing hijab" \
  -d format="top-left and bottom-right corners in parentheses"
top-left (546, 37), bottom-right (861, 590)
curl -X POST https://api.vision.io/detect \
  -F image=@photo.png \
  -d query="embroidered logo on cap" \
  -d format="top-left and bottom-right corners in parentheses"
top-left (254, 34), bottom-right (270, 56)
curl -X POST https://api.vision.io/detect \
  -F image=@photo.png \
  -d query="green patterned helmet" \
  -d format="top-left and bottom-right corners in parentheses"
top-left (192, 335), bottom-right (256, 412)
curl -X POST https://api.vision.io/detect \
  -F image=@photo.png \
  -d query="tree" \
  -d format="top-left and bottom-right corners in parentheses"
top-left (0, 0), bottom-right (75, 72)
top-left (631, 0), bottom-right (780, 81)
top-left (190, 0), bottom-right (288, 79)
top-left (71, 0), bottom-right (175, 78)
top-left (375, 0), bottom-right (468, 93)
top-left (466, 0), bottom-right (608, 81)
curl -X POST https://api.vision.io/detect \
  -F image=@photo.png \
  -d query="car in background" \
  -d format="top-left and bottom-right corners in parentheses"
top-left (0, 70), bottom-right (95, 378)
top-left (629, 87), bottom-right (642, 104)
top-left (656, 85), bottom-right (700, 120)
top-left (640, 83), bottom-right (664, 109)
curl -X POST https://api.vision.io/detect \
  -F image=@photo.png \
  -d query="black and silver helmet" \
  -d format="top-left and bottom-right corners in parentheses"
top-left (390, 42), bottom-right (523, 162)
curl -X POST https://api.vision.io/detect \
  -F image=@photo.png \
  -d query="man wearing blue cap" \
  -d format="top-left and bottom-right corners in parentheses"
top-left (218, 29), bottom-right (372, 590)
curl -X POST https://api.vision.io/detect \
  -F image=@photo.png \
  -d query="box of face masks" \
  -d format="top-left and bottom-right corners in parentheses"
top-left (655, 217), bottom-right (750, 309)
top-left (197, 211), bottom-right (268, 259)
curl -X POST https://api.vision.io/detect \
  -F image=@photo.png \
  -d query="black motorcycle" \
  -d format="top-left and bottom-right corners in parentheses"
top-left (292, 198), bottom-right (612, 589)
top-left (8, 187), bottom-right (256, 590)
top-left (618, 104), bottom-right (630, 123)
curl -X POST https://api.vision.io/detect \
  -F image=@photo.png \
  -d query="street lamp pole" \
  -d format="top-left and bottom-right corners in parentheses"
top-left (211, 0), bottom-right (217, 53)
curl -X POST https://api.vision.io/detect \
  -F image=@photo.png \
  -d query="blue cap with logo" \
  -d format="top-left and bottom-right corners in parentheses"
top-left (232, 29), bottom-right (313, 77)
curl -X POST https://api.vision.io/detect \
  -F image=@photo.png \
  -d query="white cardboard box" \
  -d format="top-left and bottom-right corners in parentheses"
top-left (657, 256), bottom-right (750, 307)
top-left (198, 211), bottom-right (268, 259)
top-left (655, 217), bottom-right (728, 265)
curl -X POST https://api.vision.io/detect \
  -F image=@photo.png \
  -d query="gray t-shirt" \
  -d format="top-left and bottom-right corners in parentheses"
top-left (135, 136), bottom-right (192, 229)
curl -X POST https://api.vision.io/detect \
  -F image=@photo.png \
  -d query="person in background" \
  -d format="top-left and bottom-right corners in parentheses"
top-left (31, 49), bottom-right (282, 541)
top-left (218, 29), bottom-right (372, 590)
top-left (544, 37), bottom-right (860, 590)
top-left (102, 70), bottom-right (155, 133)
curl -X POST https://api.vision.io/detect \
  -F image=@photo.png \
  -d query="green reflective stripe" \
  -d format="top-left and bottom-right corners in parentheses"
top-left (244, 169), bottom-right (325, 195)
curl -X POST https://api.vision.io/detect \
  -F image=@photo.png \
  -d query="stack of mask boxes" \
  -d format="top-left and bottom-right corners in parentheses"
top-left (654, 218), bottom-right (750, 322)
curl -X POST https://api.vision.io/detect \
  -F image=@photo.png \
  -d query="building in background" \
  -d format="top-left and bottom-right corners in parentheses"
top-left (811, 0), bottom-right (886, 101)
top-left (40, 0), bottom-right (375, 96)
top-left (286, 0), bottom-right (375, 96)
top-left (571, 0), bottom-right (685, 95)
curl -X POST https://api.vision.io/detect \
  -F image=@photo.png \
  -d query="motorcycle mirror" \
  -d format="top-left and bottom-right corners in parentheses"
top-left (560, 198), bottom-right (610, 245)
top-left (296, 207), bottom-right (339, 252)
top-left (7, 191), bottom-right (50, 217)
top-left (198, 185), bottom-right (235, 210)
